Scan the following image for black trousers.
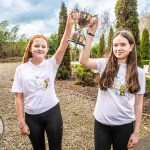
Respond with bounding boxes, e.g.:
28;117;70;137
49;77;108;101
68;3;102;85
25;103;63;150
94;119;134;150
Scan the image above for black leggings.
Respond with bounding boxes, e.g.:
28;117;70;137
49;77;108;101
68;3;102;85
25;103;63;150
94;119;134;150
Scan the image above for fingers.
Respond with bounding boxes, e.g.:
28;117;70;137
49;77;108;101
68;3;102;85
127;139;137;149
88;16;98;28
68;9;78;21
21;124;30;136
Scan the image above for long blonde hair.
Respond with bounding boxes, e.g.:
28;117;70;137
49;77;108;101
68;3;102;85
22;35;49;63
99;29;140;94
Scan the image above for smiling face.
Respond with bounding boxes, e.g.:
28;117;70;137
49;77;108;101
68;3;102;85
113;35;134;64
30;38;48;63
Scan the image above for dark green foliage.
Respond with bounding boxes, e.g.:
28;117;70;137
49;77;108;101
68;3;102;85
57;66;71;80
91;44;100;58
75;64;96;87
57;2;71;79
140;28;150;60
146;77;150;90
98;34;105;57
0;21;27;58
48;33;58;55
106;26;114;55
142;60;150;65
115;0;142;66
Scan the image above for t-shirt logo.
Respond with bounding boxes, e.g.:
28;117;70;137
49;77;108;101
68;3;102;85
120;84;125;96
34;77;50;89
112;80;127;96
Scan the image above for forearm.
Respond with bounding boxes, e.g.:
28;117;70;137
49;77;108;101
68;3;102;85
79;34;93;65
15;97;25;127
60;23;73;48
134;105;143;134
55;23;73;64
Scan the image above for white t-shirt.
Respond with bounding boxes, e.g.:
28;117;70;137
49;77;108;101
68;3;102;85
11;56;59;114
94;58;146;125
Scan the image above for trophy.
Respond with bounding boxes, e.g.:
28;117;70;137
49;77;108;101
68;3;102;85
69;10;95;46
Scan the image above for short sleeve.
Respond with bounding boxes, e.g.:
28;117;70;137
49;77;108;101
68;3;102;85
11;67;23;93
96;58;108;73
47;55;59;70
137;68;146;94
47;56;59;81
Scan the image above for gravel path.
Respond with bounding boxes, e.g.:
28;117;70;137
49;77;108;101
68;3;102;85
0;62;149;150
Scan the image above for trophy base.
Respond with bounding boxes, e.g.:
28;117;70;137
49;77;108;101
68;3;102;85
68;39;85;46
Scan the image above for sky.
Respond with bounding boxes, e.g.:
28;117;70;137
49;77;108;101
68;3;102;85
0;0;149;38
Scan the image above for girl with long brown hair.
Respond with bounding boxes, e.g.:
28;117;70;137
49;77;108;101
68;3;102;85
11;10;77;150
79;18;145;150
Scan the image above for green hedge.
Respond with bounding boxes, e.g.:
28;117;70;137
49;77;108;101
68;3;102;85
142;60;150;65
146;77;150;91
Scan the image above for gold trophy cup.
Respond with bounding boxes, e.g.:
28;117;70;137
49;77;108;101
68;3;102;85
69;10;94;46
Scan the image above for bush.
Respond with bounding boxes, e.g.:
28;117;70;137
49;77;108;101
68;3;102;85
146;77;150;91
142;60;150;65
75;64;96;86
57;66;71;80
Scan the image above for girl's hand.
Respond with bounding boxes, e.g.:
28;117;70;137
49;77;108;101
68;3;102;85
127;132;139;149
21;124;30;136
88;16;99;35
67;9;78;26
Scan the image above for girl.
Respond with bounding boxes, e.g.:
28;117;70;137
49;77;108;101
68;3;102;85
11;10;77;150
79;18;145;150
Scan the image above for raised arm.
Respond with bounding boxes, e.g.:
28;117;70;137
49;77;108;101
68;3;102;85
55;10;77;64
79;16;99;70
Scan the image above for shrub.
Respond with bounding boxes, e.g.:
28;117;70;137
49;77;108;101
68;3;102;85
146;77;150;91
142;60;150;65
75;64;96;86
57;66;71;80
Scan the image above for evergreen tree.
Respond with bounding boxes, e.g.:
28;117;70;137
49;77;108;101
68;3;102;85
106;26;114;55
48;33;57;56
57;2;71;79
140;28;150;60
115;0;142;66
99;34;105;57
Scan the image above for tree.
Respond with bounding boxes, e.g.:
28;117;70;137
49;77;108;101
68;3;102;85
140;28;150;60
0;21;11;57
48;33;58;56
115;0;142;66
15;34;27;57
57;2;71;79
98;33;105;57
106;26;114;55
90;44;100;58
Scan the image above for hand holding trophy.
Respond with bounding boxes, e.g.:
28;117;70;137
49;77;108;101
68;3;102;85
69;9;97;46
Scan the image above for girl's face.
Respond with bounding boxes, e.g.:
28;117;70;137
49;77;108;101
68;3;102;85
113;35;134;64
30;38;48;61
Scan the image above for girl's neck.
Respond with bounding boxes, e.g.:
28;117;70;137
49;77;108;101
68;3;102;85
118;59;127;64
31;58;43;65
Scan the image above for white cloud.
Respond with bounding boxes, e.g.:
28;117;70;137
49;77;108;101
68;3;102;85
0;0;149;38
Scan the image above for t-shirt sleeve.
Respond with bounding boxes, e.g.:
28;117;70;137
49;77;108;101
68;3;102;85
47;56;59;80
96;58;108;73
47;55;59;70
11;67;23;93
137;68;146;94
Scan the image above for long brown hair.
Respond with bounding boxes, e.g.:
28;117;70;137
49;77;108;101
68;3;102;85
99;29;140;94
22;35;49;63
